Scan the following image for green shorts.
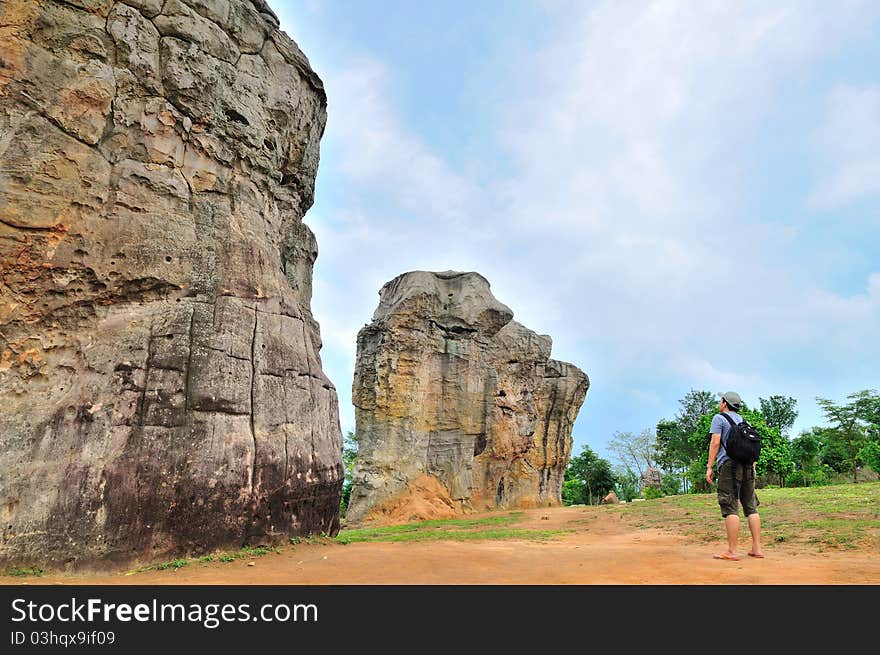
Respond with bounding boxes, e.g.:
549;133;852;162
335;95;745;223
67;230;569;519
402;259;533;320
716;460;760;518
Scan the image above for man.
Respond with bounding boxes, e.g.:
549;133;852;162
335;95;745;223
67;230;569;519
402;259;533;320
705;391;764;561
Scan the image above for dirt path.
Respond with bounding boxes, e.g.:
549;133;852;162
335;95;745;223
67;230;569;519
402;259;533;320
6;506;880;585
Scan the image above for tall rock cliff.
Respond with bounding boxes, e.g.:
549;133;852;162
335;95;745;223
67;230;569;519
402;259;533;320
0;0;342;567
347;271;589;524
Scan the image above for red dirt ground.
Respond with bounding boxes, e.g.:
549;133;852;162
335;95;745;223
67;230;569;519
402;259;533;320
5;506;879;585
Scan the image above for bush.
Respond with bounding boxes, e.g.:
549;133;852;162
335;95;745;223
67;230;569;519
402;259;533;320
562;479;587;506
785;464;838;488
643;486;663;500
7;567;43;577
614;470;640;502
813;465;835;486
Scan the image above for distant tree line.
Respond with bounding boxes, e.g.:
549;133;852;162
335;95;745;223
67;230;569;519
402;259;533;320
562;388;880;505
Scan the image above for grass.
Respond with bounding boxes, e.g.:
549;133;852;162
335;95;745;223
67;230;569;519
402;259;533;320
606;480;880;551
334;512;569;544
132;558;189;574
289;533;335;546
126;545;278;575
336;527;567;544
5;566;43;577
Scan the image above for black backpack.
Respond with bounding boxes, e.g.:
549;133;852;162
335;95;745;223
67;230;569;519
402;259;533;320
721;413;762;465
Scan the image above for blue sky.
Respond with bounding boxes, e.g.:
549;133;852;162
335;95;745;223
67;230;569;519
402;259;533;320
271;1;880;466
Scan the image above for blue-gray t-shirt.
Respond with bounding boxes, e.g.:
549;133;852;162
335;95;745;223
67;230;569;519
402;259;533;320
710;411;742;467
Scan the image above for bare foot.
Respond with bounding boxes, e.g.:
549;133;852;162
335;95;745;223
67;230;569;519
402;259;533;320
713;552;740;561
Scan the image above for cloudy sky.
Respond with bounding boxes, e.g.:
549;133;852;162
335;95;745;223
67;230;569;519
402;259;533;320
272;0;879;464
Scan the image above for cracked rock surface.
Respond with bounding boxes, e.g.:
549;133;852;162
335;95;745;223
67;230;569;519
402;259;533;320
0;0;342;567
347;271;590;524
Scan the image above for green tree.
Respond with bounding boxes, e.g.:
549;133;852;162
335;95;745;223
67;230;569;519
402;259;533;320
675;389;717;441
856;391;880;441
565;445;617;505
816;390;878;483
758;395;799;438
340;430;358;515
687;457;712;493
686;402;793;487
741;406;793;486
686;413;715;493
614;468;640;502
820;435;850;474
654;419;694;493
858;440;880;475
790;430;822;486
654;419;684;471
660;473;681;496
654;390;715;494
854;390;880;477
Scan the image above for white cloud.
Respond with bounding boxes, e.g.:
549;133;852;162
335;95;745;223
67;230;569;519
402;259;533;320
672;357;758;391
324;58;485;227
800;273;880;347
485;0;880;370
501;0;878;226
808;84;880;210
297;1;880;448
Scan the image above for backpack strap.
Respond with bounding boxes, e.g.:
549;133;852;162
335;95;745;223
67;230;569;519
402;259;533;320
719;412;736;449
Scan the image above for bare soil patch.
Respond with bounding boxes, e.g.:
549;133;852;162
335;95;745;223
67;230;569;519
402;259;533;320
5;504;880;585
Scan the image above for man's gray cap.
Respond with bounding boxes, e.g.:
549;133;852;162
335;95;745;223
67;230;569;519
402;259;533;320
718;391;743;409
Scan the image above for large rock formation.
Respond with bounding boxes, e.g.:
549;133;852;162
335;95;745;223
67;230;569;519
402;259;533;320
641;466;661;490
0;0;342;567
347;271;589;524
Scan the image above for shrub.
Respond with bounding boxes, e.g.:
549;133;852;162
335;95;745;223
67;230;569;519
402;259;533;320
615;470;640;502
7;567;43;577
562;479;587;506
644;486;663;500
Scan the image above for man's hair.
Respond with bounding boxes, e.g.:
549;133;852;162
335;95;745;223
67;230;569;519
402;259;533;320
721;399;741;412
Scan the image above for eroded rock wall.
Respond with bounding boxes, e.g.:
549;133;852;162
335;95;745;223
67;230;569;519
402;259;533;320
347;271;589;524
0;0;342;567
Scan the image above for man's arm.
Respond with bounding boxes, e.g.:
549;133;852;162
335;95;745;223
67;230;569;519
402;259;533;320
706;433;721;484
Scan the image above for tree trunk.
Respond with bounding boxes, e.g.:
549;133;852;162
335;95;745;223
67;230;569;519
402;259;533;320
849;436;859;483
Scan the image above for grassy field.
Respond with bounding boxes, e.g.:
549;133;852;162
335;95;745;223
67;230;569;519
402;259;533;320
335;482;880;551
335;512;569;543
608;481;880;551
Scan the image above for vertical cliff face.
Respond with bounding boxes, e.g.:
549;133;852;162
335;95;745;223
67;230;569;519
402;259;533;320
347;271;589;524
0;0;342;567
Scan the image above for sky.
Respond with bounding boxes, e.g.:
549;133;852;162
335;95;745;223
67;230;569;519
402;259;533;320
270;0;880;466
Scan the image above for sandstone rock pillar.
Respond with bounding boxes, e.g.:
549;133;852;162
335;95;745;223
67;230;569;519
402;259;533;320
347;271;589;524
0;0;342;567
